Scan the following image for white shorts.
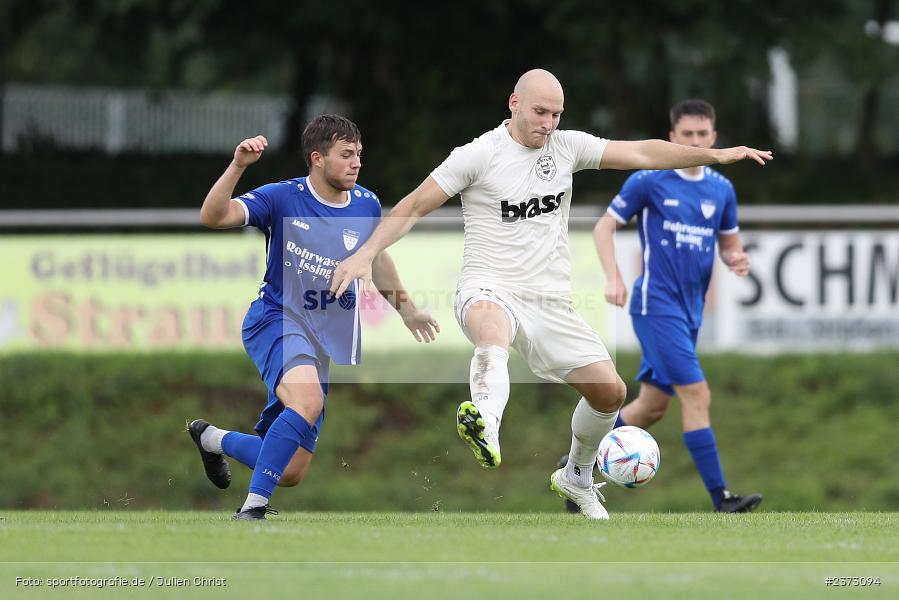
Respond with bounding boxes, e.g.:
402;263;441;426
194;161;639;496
454;286;611;384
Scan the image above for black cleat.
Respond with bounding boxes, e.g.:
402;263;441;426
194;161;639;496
558;454;581;514
717;490;763;513
232;505;278;521
187;419;231;489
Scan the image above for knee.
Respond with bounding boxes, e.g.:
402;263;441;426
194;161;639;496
473;323;509;348
681;389;712;412
607;378;627;410
278;467;305;488
588;379;627;413
644;403;669;423
277;387;324;422
615;379;627;405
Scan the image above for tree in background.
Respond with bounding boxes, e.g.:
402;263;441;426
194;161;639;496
790;0;898;170
2;1;897;204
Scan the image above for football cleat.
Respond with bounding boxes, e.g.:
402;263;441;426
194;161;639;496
232;504;278;521
550;467;609;520
187;419;232;489
557;454;581;514
717;490;763;513
456;401;501;468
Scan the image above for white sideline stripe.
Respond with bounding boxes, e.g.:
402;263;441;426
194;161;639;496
641;207;650;316
351;279;360;365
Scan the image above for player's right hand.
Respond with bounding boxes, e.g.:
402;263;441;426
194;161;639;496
234;135;268;168
604;277;628;307
723;249;751;276
330;252;374;298
715;146;772;166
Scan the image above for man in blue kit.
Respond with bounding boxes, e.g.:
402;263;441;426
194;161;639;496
561;100;762;513
188;115;439;520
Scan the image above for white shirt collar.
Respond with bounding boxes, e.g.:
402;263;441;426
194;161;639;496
306;177;351;208
674;168;706;182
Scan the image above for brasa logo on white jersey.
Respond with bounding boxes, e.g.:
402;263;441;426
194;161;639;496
501;191;565;223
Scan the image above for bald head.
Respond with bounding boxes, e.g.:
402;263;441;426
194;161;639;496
513;69;564;101
507;69;564;148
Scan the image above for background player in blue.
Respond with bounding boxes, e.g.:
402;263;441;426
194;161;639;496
562;100;763;513
188;115;440;520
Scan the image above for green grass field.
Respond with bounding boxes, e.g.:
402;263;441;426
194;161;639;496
1;511;896;599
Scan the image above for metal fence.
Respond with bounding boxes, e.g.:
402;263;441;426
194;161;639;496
4;74;899;157
1;83;291;154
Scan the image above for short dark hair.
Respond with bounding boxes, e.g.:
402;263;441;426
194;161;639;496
669;99;716;129
301;114;361;168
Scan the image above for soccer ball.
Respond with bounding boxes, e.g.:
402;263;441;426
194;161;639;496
597;426;660;488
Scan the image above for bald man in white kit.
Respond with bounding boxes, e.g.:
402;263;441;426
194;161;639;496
331;69;772;519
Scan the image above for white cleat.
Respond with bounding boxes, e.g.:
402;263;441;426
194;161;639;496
550;468;610;520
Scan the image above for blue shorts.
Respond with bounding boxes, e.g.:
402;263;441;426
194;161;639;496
242;298;329;453
631;314;705;397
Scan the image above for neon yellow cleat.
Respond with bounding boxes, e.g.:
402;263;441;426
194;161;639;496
456;401;501;469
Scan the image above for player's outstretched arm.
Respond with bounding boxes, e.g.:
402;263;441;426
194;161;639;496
599;139;772;171
371;250;441;343
594;214;628;306
330;176;450;297
200;135;268;229
718;232;751;276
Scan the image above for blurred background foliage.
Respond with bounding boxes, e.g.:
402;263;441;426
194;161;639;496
2;0;898;207
3;351;898;511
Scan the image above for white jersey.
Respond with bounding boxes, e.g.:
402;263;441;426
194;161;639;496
431;120;608;296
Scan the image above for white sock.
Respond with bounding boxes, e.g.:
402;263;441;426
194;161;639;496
241;493;269;512
200;425;228;454
566;398;618;488
469;345;510;431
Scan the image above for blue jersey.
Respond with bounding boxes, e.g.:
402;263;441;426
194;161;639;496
607;167;738;328
236;177;381;364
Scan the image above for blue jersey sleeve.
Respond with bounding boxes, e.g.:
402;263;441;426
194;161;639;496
235;183;283;231
372;193;382;220
719;184;739;234
608;171;651;224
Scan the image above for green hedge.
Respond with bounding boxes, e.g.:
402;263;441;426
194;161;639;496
4;153;899;211
1;352;897;512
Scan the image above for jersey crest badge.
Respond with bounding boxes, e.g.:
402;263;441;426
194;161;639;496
535;155;556;181
343;229;360;251
700;199;716;219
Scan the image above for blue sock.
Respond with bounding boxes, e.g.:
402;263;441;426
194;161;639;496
614;413;626;429
221;432;263;469
683;428;727;509
248;408;312;500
